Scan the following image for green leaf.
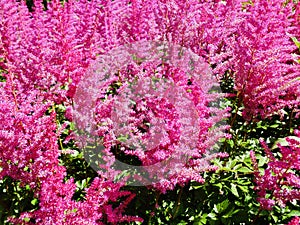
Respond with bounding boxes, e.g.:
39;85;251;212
256;121;267;130
207;212;217;220
226;159;237;169
23;218;30;222
237;167;252;173
287;210;300;217
237;185;248;193
213;183;223;190
31;199;38;206
177;222;188;225
216;199;230;214
71;208;78;213
291;37;300;49
194;213;207;225
258;156;268;167
222;205;236;218
230;184;239;197
233;164;242;171
117;135;128;142
269;124;279;128
213;159;223;168
270;213;278;223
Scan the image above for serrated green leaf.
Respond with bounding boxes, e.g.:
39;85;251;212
237;167;252;173
230;184;239;197
258;156;268;167
31;198;38;206
23;218;30;222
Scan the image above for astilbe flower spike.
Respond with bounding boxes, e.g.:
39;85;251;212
0;0;103;102
112;0;300;120
287;216;300;225
0;81;60;187
251;129;300;211
225;0;300;120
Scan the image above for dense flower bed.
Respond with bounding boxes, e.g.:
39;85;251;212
0;0;299;224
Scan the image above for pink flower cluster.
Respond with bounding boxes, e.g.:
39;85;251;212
250;130;300;211
8;175;141;224
76;44;230;192
0;0;144;223
287;216;300;225
0;78;141;224
229;1;300;120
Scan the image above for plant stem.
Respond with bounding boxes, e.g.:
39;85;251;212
251;208;262;224
171;186;184;220
148;191;160;225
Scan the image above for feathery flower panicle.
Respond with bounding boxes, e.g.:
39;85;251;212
0;1;144;223
228;0;300;120
287;216;300;225
251;130;300;210
0;81;60;186
0;0;102;102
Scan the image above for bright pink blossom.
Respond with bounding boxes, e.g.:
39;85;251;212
251;130;300;210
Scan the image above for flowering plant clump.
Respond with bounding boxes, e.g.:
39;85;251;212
0;0;143;223
0;47;142;225
73;41;230;192
226;0;300;120
0;0;300;224
251;130;300;211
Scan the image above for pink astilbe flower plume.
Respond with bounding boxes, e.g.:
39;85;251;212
227;0;300;120
251;129;300;210
287;216;300;225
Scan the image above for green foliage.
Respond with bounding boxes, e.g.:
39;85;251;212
0;177;37;224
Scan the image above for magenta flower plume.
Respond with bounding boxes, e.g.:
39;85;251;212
251;130;300;210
